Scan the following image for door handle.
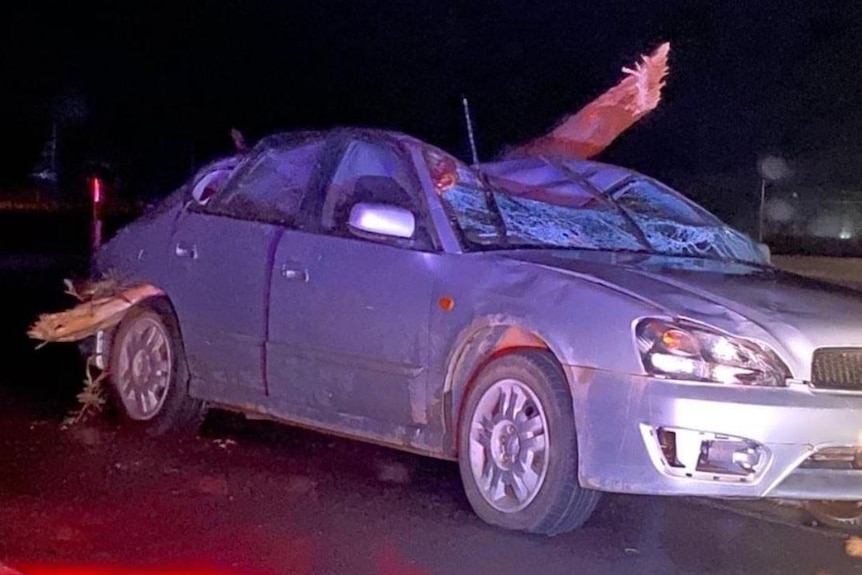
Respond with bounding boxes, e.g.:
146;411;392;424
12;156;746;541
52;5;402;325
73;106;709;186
174;242;198;259
281;264;309;282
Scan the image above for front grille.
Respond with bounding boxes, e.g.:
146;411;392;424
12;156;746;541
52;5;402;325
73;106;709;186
811;348;862;391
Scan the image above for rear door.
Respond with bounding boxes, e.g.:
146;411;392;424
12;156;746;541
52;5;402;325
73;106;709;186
169;136;326;397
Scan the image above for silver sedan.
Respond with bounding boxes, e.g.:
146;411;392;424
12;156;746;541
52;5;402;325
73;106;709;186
90;128;862;535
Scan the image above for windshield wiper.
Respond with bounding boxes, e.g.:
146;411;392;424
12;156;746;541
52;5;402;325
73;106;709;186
478;173;509;246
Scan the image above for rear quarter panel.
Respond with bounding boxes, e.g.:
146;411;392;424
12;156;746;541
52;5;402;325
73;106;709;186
94;193;185;284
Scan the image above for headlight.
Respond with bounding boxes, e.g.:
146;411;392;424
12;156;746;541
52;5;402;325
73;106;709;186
635;318;790;387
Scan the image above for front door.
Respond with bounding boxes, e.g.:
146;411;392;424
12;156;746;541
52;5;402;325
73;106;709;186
266;137;438;426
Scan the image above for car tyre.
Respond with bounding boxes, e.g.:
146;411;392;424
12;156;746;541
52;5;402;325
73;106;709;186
805;501;862;532
108;299;205;437
457;349;601;535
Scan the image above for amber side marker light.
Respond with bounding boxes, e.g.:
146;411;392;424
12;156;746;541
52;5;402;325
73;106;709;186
661;328;699;356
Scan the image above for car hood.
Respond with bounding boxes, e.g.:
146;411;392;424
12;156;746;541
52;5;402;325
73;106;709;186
500;250;862;379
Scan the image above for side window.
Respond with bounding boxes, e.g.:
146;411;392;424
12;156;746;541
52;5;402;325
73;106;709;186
320;140;434;250
206;140;324;226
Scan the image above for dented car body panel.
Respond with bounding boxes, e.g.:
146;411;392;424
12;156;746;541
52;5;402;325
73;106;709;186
93;127;862;500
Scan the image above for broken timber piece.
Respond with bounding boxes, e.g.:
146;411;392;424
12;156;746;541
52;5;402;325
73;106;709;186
507;42;670;160
28;283;163;344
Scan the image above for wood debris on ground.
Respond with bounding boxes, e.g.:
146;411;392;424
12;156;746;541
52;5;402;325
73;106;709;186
62;359;110;426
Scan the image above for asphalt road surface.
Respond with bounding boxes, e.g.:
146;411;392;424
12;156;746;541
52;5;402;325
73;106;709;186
1;249;861;575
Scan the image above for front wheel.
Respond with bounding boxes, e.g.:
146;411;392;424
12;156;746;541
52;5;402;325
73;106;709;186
805;501;862;532
108;300;204;436
457;350;601;535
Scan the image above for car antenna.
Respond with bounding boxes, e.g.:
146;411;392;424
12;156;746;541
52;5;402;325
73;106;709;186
462;95;506;243
461;95;480;166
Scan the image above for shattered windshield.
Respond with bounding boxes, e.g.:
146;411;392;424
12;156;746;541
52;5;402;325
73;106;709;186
439;163;765;264
442;182;646;252
610;178;765;263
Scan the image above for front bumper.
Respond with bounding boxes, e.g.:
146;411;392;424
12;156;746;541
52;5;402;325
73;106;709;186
568;367;862;500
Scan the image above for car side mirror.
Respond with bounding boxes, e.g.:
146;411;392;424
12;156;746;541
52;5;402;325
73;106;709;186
348;203;416;239
757;242;771;263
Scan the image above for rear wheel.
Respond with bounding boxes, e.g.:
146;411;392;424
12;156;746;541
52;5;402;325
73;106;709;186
108;301;204;436
457;350;601;535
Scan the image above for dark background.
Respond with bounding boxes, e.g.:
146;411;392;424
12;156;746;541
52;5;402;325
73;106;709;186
2;0;861;223
3;9;862;570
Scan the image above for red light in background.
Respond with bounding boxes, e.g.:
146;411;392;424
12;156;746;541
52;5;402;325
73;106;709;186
91;176;103;204
7;566;266;575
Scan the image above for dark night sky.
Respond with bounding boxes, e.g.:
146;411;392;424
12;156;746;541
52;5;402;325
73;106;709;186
2;1;862;206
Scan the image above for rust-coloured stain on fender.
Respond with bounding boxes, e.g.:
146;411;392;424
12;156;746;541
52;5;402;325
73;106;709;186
569;365;598;385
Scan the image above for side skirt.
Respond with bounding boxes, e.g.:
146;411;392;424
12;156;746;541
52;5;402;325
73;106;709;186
191;378;453;462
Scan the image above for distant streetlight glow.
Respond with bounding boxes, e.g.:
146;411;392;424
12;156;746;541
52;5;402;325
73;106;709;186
756;154;791;243
758;156;791;182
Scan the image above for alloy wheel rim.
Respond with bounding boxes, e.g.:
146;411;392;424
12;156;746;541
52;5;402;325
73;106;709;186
468;378;550;513
116;316;172;420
